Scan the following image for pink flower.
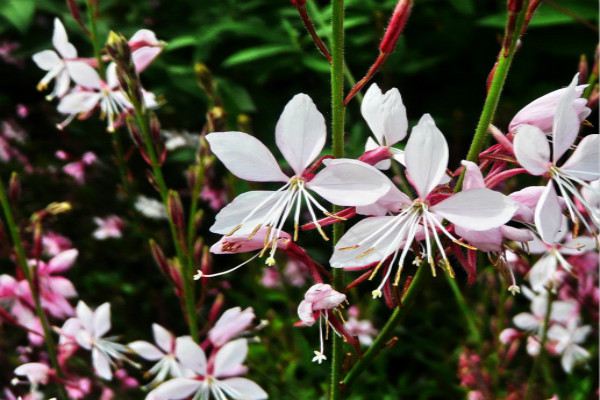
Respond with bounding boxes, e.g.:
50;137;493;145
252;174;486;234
34;248;79;318
42;232;72;256
209;307;255;348
93;215;124;240
127;29;163;73
14;362;50;385
147;338;267;400
344;306;377;346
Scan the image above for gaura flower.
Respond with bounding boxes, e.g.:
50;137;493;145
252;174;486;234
32;18;88;100
331;114;518;298
208;307;255;348
146;338;267;400
513;74;600;233
135;195;168;220
344;306;377;346
361;84;407;169
129;324;185;387
207;94;391;267
512;287;577;335
127;29;164;73
547;318;591;373
93;215;124;240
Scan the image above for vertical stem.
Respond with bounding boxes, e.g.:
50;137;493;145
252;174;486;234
85;0;104;75
0;177;67;400
329;0;345;398
445;273;481;344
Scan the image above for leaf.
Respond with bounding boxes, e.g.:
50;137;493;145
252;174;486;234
0;0;36;33
449;0;475;15
217;78;256;113
478;3;598;28
301;56;329;74
165;35;199;52
222;45;294;67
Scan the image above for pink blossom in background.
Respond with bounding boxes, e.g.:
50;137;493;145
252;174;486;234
93;215;124;240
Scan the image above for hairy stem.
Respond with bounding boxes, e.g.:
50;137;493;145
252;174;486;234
525;289;554;400
0;177;67;400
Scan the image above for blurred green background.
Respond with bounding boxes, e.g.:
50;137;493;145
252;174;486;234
0;0;597;398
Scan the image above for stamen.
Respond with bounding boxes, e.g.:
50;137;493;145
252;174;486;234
194;252;260;279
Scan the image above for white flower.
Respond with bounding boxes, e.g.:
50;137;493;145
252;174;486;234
146;338;267;400
547;319;591;373
512;289;577;335
135;195;167;220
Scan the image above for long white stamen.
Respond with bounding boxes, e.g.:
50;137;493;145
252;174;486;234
302;188;329;240
239;182;291;225
195;252;260;278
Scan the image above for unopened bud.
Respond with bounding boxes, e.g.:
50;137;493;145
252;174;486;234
8;172;20;203
208;293;225;325
507;0;523;13
578;55;589;84
207;106;226;132
46;202;72;215
149;239;170;274
167;190;185;232
194;63;215;99
66;0;89;34
237;114;252;133
379;0;413;54
193;237;204;266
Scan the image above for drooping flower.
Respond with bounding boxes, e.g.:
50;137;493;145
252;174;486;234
513;74;600;233
207;94;390;268
547;318;592;373
129;324;185;386
331;114;518;297
93;215;124;240
146;338;267;400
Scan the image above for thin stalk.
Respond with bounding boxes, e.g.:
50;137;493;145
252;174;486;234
445;272;481;344
186;162;205;271
128;97;199;341
0;177;67;400
329;0;345;398
456;0;530;189
111;130;132;197
342;265;426;388
85;0;104;75
583;65;598;99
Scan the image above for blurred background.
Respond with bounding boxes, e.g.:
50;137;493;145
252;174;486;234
0;0;597;398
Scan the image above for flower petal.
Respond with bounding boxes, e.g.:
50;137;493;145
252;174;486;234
52;18;77;59
431;188;517;231
67;61;102;89
57;91;101;115
307;159;391;206
133;46;162;73
129;341;164;361
153;323;175;353
275;93;326;175
93;303;111;338
47;249;78;273
206;132;288;182
32;50;61;71
513;313;539;331
92;348;112;380
553;74;581;162
361;84;407;146
76;301;94;332
528;254;557;292
146;378;202;400
534;182;563;244
175;336;206;375
219;377;268;400
461;160;485;190
561;134;600;181
513;125;551;175
404;114;448;198
355;185;411;216
213;338;248;378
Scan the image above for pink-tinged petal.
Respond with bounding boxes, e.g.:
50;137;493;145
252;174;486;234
404;114;448;198
365;137;391;170
92;348;112;380
57;91;101;114
219;377;268;400
297;300;315;326
561;134;600;181
461;160;485;190
132;47;161;73
32;50;60;71
534;183;563;244
129;341;164;361
275;93;326;175
330;216;401;268
210;228;290;255
175;336;206;375
14;362;50;385
52;19;77;59
560;235;596;256
48;249;78;273
67;61;102;89
209;307;255;347
552;75;581;162
307;159;391;206
146;378;202;400
209;191;287;235
528;254;557;291
500;226;533;243
153;323;174;353
509;186;545;222
76;301;94;332
305;283;346;310
93;303;111;338
431;188;517;231
49;276;77;298
454;227;503;252
206;132;288;182
213;339;248;378
361;84;407;146
513;125;551;175
356;185;411;216
513;313;539;331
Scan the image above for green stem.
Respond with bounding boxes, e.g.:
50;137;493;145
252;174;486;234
583;66;598;99
186;161;205;272
0;177;67;400
86;0;104;75
456;1;530;189
524;289;554;400
129;97;199;341
342;265;426;388
445;273;481;344
111;131;132;197
329;0;345;398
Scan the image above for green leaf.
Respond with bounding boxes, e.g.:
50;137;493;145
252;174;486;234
222;45;294;67
0;0;36;33
302;56;329;74
165;35;199;52
449;0;475;15
478;3;598;28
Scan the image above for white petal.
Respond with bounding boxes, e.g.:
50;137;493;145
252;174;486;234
528;254;557;292
561;134;600;181
460;160;485;190
146;378;202;400
330;216;401;268
92;348;112;380
129;341;164;361
361;84;407;146
32;50;61;71
210;190;287;235
553;74;581;162
275;93;326;175
175;336;206;375
513;313;539;331
54;70;71;98
57;91;101;114
52;18;77;59
219;377;268;400
133;46;161;73
404;114;448;198
561;345;589;373
47;249;78;273
550;300;578;324
106;62;120;89
534;182;563;244
76;301;94;332
206;132;288;182
307;159;391;206
513;125;551;175
431;188;517;231
67;61;102;89
93;303;111;338
355;185;411;216
153;323;174;353
213;339;248;378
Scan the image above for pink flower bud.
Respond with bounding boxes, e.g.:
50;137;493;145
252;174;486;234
379;0;413;54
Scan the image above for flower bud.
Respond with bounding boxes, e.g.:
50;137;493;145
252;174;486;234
66;0;89;34
379;0;412;54
8;172;20;203
578;54;589;84
46;202;72;215
194;63;215;100
149;239;169;274
237;114;252;133
167;190;185;233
